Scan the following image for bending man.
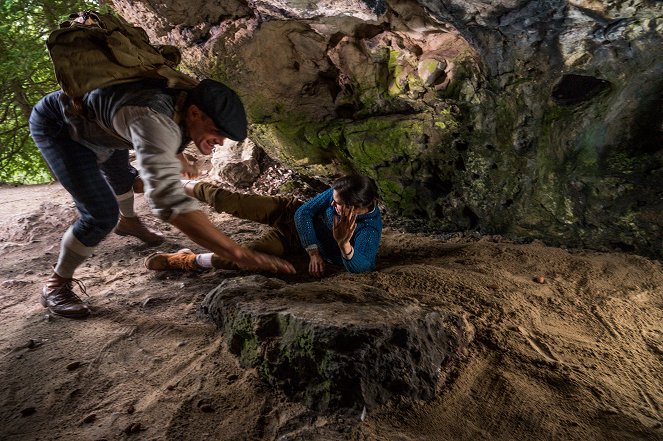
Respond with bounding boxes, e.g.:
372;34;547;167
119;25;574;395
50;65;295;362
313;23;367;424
29;79;295;319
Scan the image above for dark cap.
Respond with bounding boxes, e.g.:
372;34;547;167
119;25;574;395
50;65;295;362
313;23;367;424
187;79;247;141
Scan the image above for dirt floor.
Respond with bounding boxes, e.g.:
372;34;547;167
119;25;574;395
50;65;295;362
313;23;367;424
0;181;661;440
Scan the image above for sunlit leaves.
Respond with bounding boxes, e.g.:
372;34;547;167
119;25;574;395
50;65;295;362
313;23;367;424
0;0;103;184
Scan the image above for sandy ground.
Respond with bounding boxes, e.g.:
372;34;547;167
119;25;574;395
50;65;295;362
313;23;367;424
0;182;661;440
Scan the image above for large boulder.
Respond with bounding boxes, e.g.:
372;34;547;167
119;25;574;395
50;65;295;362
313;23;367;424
110;0;663;257
199;275;474;411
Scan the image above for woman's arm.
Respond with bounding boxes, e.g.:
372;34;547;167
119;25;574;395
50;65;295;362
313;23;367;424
340;226;381;273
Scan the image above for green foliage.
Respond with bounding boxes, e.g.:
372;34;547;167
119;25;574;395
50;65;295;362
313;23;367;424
0;0;106;184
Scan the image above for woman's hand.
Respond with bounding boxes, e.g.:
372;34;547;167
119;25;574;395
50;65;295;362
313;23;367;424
307;249;325;278
333;206;357;248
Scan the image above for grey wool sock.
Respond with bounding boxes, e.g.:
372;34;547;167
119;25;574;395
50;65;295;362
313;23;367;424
54;226;95;278
116;190;136;217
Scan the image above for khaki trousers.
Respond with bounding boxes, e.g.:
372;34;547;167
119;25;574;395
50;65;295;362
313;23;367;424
193;182;303;269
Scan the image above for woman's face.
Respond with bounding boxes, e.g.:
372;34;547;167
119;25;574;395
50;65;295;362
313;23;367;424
330;190;346;215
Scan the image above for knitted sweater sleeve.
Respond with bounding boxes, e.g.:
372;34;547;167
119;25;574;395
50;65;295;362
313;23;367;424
342;225;381;273
294;188;332;250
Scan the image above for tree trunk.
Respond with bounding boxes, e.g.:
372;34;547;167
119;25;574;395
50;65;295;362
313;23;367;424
9;80;32;122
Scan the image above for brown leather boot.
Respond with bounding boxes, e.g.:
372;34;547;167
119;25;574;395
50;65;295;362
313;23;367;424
41;273;90;319
114;215;164;245
144;249;201;271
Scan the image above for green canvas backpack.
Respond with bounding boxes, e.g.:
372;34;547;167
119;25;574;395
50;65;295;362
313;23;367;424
47;11;198;99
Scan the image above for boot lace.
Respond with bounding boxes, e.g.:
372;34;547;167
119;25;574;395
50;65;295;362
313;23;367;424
56;277;89;299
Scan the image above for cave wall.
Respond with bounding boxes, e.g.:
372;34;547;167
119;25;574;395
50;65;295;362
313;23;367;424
110;0;663;257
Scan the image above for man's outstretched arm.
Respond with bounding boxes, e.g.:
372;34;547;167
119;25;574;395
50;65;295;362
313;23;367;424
171;210;295;274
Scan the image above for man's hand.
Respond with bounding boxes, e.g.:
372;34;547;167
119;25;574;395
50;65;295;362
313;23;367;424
234;247;296;274
333;206;356;250
177;153;200;179
307;249;325;278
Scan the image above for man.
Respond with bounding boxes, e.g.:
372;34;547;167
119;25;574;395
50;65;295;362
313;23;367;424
145;175;382;277
29;78;295;319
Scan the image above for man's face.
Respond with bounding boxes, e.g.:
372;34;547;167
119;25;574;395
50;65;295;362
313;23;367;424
185;104;226;155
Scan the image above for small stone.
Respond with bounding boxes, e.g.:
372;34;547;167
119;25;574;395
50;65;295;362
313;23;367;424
124;422;142;434
226;374;239;384
20;406;36;417
82;413;96;423
66;361;82;370
533;275;545;284
200;404;214;413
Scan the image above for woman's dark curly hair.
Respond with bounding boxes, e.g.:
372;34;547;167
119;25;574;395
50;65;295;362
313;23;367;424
331;175;379;209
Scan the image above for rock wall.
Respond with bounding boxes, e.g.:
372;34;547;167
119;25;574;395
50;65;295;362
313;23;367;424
110;0;663;257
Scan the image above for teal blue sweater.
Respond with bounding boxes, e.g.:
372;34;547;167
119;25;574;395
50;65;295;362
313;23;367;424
294;188;382;273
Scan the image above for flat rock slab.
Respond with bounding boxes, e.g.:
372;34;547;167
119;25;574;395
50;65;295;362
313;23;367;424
200;275;474;411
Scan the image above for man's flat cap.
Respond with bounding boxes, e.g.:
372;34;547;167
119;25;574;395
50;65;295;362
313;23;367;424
188;79;247;141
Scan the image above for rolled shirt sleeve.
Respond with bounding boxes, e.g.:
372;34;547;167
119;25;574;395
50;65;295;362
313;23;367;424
112;106;197;221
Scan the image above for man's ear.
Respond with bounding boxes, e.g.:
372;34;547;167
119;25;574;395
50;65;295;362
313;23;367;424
186;104;200;119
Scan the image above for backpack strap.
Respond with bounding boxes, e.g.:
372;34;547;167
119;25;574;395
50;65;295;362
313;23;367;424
172;90;188;125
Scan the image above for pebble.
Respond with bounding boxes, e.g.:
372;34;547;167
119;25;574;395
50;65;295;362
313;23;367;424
1;279;22;287
533;275;546;284
200;404;214;413
66;361;82;371
226;374;239;384
124;422;142;434
20;406;36;417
